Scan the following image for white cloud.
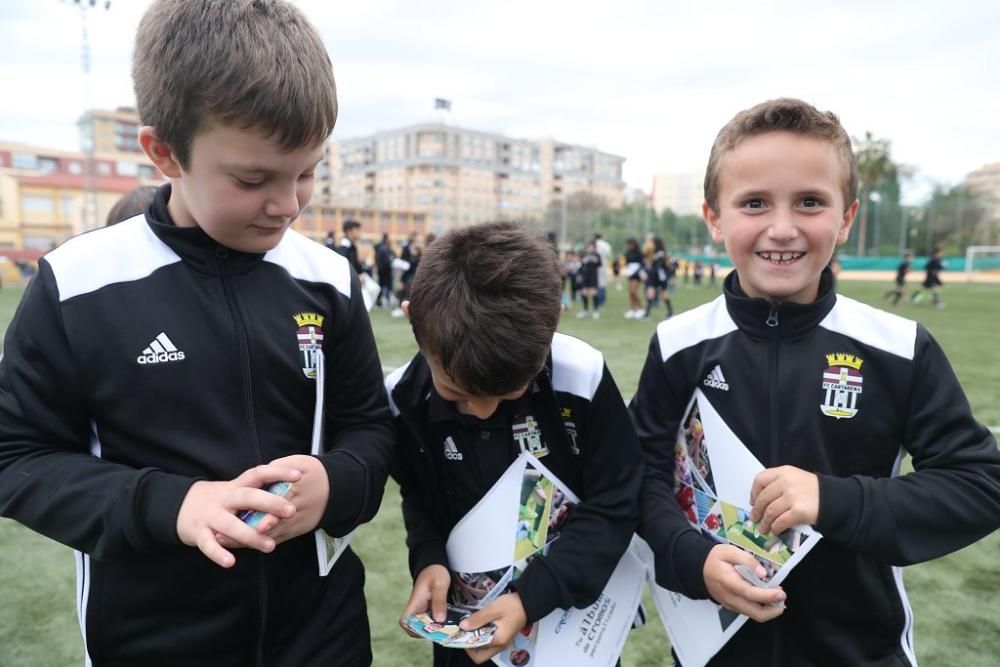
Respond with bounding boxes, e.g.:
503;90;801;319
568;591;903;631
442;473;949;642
1;0;997;200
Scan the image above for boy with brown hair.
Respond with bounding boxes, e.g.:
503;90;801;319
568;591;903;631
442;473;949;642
386;221;641;666
632;98;1000;665
0;2;392;665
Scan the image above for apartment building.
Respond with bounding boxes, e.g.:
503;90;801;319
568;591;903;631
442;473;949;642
323;123;625;230
78;106;144;156
0;141;164;250
965;162;1000;231
651;169;705;216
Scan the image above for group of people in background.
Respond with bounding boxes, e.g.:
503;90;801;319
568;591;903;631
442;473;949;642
561;233;721;322
883;247;946;308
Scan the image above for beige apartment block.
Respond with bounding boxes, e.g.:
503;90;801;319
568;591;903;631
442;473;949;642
79;107;144;156
965;163;1000;236
651;170;705;216
324;123;625;230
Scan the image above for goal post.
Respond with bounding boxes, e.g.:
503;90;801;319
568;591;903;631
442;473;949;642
964;245;1000;281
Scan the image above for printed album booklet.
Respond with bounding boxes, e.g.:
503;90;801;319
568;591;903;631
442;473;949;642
641;388;822;667
404;451;646;666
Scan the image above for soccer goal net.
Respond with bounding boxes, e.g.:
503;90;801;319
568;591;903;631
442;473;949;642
964;245;1000;281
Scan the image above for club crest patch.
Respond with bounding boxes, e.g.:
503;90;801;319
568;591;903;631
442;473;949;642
820;353;863;419
294;312;325;379
512;415;548;458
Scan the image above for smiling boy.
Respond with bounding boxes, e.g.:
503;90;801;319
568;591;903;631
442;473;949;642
0;2;392;665
631;98;1000;665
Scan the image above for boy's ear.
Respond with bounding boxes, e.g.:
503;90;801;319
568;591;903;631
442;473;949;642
401;300;411;321
837;199;860;244
703;201;724;243
138;126;182;179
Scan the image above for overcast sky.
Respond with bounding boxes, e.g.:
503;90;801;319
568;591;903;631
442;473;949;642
1;0;997;203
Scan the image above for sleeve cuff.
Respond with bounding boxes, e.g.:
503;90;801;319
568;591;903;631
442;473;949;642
656;529;714;599
408;540;450;580
815;474;864;543
319;451;368;535
514;558;562;624
134;470;197;549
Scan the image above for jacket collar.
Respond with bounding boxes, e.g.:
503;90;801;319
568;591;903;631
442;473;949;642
146;184;266;276
723;267;838;338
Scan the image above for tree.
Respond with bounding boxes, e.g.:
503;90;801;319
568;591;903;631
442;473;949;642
852;132;898;256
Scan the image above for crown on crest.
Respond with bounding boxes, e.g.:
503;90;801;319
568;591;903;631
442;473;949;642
293;312;325;328
825;353;863;370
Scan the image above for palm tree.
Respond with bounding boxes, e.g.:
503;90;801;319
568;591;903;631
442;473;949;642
853;132;897;256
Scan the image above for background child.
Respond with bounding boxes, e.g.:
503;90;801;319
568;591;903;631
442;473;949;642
387;221;640;666
911;247;946;307
0;2;393;665
883;250;914;306
631;98;1000;666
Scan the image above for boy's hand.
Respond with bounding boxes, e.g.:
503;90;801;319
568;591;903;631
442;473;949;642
750;465;819;535
459;593;528;664
703;544;786;623
176;464;302;568
256;454;330;544
399;564;451;637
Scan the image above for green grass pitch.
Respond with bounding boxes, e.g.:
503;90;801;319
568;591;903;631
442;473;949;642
1;278;998;666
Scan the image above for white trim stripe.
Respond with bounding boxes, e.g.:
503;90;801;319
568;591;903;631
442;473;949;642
46;215;182;302
149;340;166;354
264;229;352;298
819;296;917;361
656;296;738;363
550;332;604;400
890;448;918;666
75;551;93;667
384;361;412;417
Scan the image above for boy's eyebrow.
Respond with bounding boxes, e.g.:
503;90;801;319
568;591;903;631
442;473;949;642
225;158;323;175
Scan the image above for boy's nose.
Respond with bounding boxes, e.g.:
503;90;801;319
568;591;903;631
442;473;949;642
767;211;798;241
264;185;301;220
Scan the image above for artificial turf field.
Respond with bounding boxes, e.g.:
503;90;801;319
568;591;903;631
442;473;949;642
1;277;997;666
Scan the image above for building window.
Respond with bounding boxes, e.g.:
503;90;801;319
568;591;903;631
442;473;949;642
116;160;139;177
96;162;111;176
37;157;58;174
67;161;83;175
12;153;38;170
22;195;54;214
61;196;74;217
138;164;156;179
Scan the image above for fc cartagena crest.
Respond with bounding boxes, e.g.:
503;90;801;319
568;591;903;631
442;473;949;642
294;312;325;379
820;353;863;419
512;415;548;458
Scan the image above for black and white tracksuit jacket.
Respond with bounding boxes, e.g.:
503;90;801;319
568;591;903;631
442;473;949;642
0;187;393;667
632;269;1000;666
386;335;641;649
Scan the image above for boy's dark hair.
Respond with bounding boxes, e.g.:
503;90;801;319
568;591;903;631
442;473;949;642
343;219;361;234
704;98;858;213
408;222;562;396
106;185;158;226
133;0;337;170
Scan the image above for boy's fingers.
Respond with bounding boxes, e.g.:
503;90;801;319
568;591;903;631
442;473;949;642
759;497;791;534
235;464;302;488
234;487;296;518
750;469;779;505
430;577;449;623
768;508;798;536
750;480;783;522
196;530;235;568
216;514;276;554
460;606;494;631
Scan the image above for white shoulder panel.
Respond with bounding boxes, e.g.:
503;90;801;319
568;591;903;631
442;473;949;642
655;296;737;362
264;229;352;298
550;332;604;400
819;295;917;361
384;360;412;417
46;215;181;302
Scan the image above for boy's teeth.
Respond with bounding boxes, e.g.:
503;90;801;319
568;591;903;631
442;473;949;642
760;252;803;261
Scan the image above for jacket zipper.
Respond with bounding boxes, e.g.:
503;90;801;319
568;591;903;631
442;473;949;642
765;301;782;666
216;247;267;667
